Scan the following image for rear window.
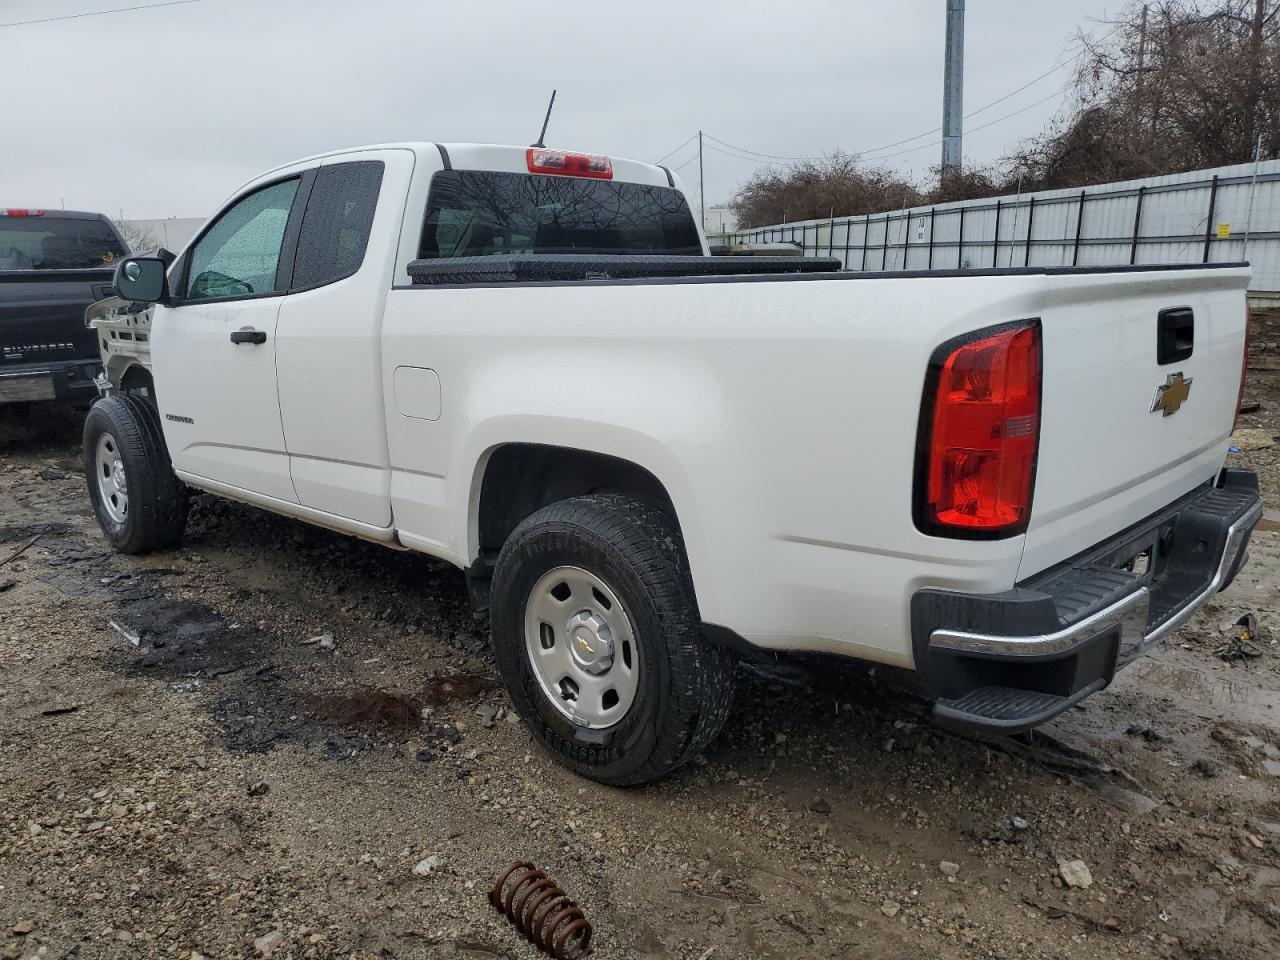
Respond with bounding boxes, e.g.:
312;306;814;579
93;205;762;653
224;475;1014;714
0;216;126;270
418;170;701;258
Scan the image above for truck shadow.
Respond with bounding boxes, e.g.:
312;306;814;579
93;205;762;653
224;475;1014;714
77;487;1181;815
0;403;85;455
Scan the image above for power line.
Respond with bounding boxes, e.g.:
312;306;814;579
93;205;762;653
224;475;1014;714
850;87;1070;164
965;61;1069;120
705;62;1070;166
652;133;699;166
690;24;1120;168
0;0;199;29
701;83;1069;170
968;86;1070;135
672;153;699;173
839;67;1073;158
702;141;789;165
702;134;821;163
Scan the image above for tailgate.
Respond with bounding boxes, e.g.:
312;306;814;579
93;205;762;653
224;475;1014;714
1019;265;1250;578
0;269;113;367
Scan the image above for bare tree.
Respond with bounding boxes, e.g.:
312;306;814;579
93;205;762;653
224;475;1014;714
114;221;161;254
727;2;1279;224
1010;1;1280;190
730;153;925;229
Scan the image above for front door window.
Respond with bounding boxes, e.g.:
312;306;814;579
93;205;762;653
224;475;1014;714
186;178;299;301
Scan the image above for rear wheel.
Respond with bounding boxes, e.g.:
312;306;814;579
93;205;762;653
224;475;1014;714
490;494;734;786
83;395;187;554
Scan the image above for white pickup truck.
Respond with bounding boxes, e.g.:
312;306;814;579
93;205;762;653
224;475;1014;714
86;141;1262;785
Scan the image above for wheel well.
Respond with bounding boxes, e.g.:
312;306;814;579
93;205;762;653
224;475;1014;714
118;364;155;397
469;444;680;607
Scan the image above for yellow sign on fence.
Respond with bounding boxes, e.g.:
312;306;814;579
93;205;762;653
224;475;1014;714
1217;223;1231;239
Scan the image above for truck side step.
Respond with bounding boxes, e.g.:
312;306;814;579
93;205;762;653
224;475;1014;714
933;679;1107;734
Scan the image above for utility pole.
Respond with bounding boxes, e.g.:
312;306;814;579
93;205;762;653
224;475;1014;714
941;0;965;181
1246;0;1265;155
1243;132;1264;260
1136;4;1149;78
1135;3;1149;113
698;130;705;233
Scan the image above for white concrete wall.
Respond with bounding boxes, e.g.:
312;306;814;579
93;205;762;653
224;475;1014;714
116;217;205;254
703;205;738;234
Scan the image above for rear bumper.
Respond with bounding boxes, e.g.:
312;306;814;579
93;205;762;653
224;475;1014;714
0;359;102;404
911;468;1262;734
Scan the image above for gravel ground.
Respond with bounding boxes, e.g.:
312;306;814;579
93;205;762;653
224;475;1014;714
2;317;1279;960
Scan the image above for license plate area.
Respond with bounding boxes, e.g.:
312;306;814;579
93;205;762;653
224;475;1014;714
0;374;55;402
1097;522;1177;588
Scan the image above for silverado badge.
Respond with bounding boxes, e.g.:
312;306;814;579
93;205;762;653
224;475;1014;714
1150;371;1193;417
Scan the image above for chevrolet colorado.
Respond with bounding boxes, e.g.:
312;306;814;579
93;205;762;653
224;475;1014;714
1;209;127;405
85;142;1262;785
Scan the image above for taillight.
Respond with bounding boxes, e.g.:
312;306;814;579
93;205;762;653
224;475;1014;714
1234;305;1251;431
3;209;44;217
915;320;1042;538
526;148;613;180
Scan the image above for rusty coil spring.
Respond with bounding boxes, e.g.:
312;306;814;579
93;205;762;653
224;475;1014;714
489;861;592;959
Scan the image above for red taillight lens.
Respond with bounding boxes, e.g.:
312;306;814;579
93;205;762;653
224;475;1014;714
526;148;613;180
917;321;1042;537
1234;305;1251;431
3;209;43;217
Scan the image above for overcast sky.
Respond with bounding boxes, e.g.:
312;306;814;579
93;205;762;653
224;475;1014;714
2;0;1121;220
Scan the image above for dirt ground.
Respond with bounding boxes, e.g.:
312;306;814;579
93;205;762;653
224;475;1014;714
2;315;1280;960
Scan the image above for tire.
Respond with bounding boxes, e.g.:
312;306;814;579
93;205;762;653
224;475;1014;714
83;395;188;554
490;494;734;786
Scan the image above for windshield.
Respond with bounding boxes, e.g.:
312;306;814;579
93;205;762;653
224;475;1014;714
419;170;702;258
0;216;126;270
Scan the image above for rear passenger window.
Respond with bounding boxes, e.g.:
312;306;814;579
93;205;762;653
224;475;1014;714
290;161;384;291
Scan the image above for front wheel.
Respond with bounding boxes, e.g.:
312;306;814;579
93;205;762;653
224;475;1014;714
83;395;188;554
490;494;735;786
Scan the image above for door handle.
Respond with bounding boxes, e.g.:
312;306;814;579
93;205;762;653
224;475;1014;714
230;329;267;345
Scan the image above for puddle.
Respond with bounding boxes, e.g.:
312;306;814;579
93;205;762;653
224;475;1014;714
115;596;273;677
0;521;71;542
311;690;424;730
92;567;488;757
1126;660;1280;729
6;505;495;763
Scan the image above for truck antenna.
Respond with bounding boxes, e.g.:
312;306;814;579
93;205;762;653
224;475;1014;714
531;90;556;148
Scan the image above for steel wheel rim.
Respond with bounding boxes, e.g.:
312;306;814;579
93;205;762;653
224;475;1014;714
523;565;640;729
95;432;129;525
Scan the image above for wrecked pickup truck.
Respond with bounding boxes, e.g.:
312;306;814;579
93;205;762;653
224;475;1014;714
85;142;1262;785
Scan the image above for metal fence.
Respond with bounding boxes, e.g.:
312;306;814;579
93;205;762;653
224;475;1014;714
713;159;1280;294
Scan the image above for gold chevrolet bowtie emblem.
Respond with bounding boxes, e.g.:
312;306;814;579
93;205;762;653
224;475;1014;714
1151;371;1193;417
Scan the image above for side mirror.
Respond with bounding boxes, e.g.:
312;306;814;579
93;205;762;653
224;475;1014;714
113;256;169;304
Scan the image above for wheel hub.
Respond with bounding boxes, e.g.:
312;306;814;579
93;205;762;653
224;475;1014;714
523;565;639;729
94;432;129;525
567;610;613;674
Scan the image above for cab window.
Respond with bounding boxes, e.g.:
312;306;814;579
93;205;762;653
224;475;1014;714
185;178;300;301
418;170;701;258
290;161;383;290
